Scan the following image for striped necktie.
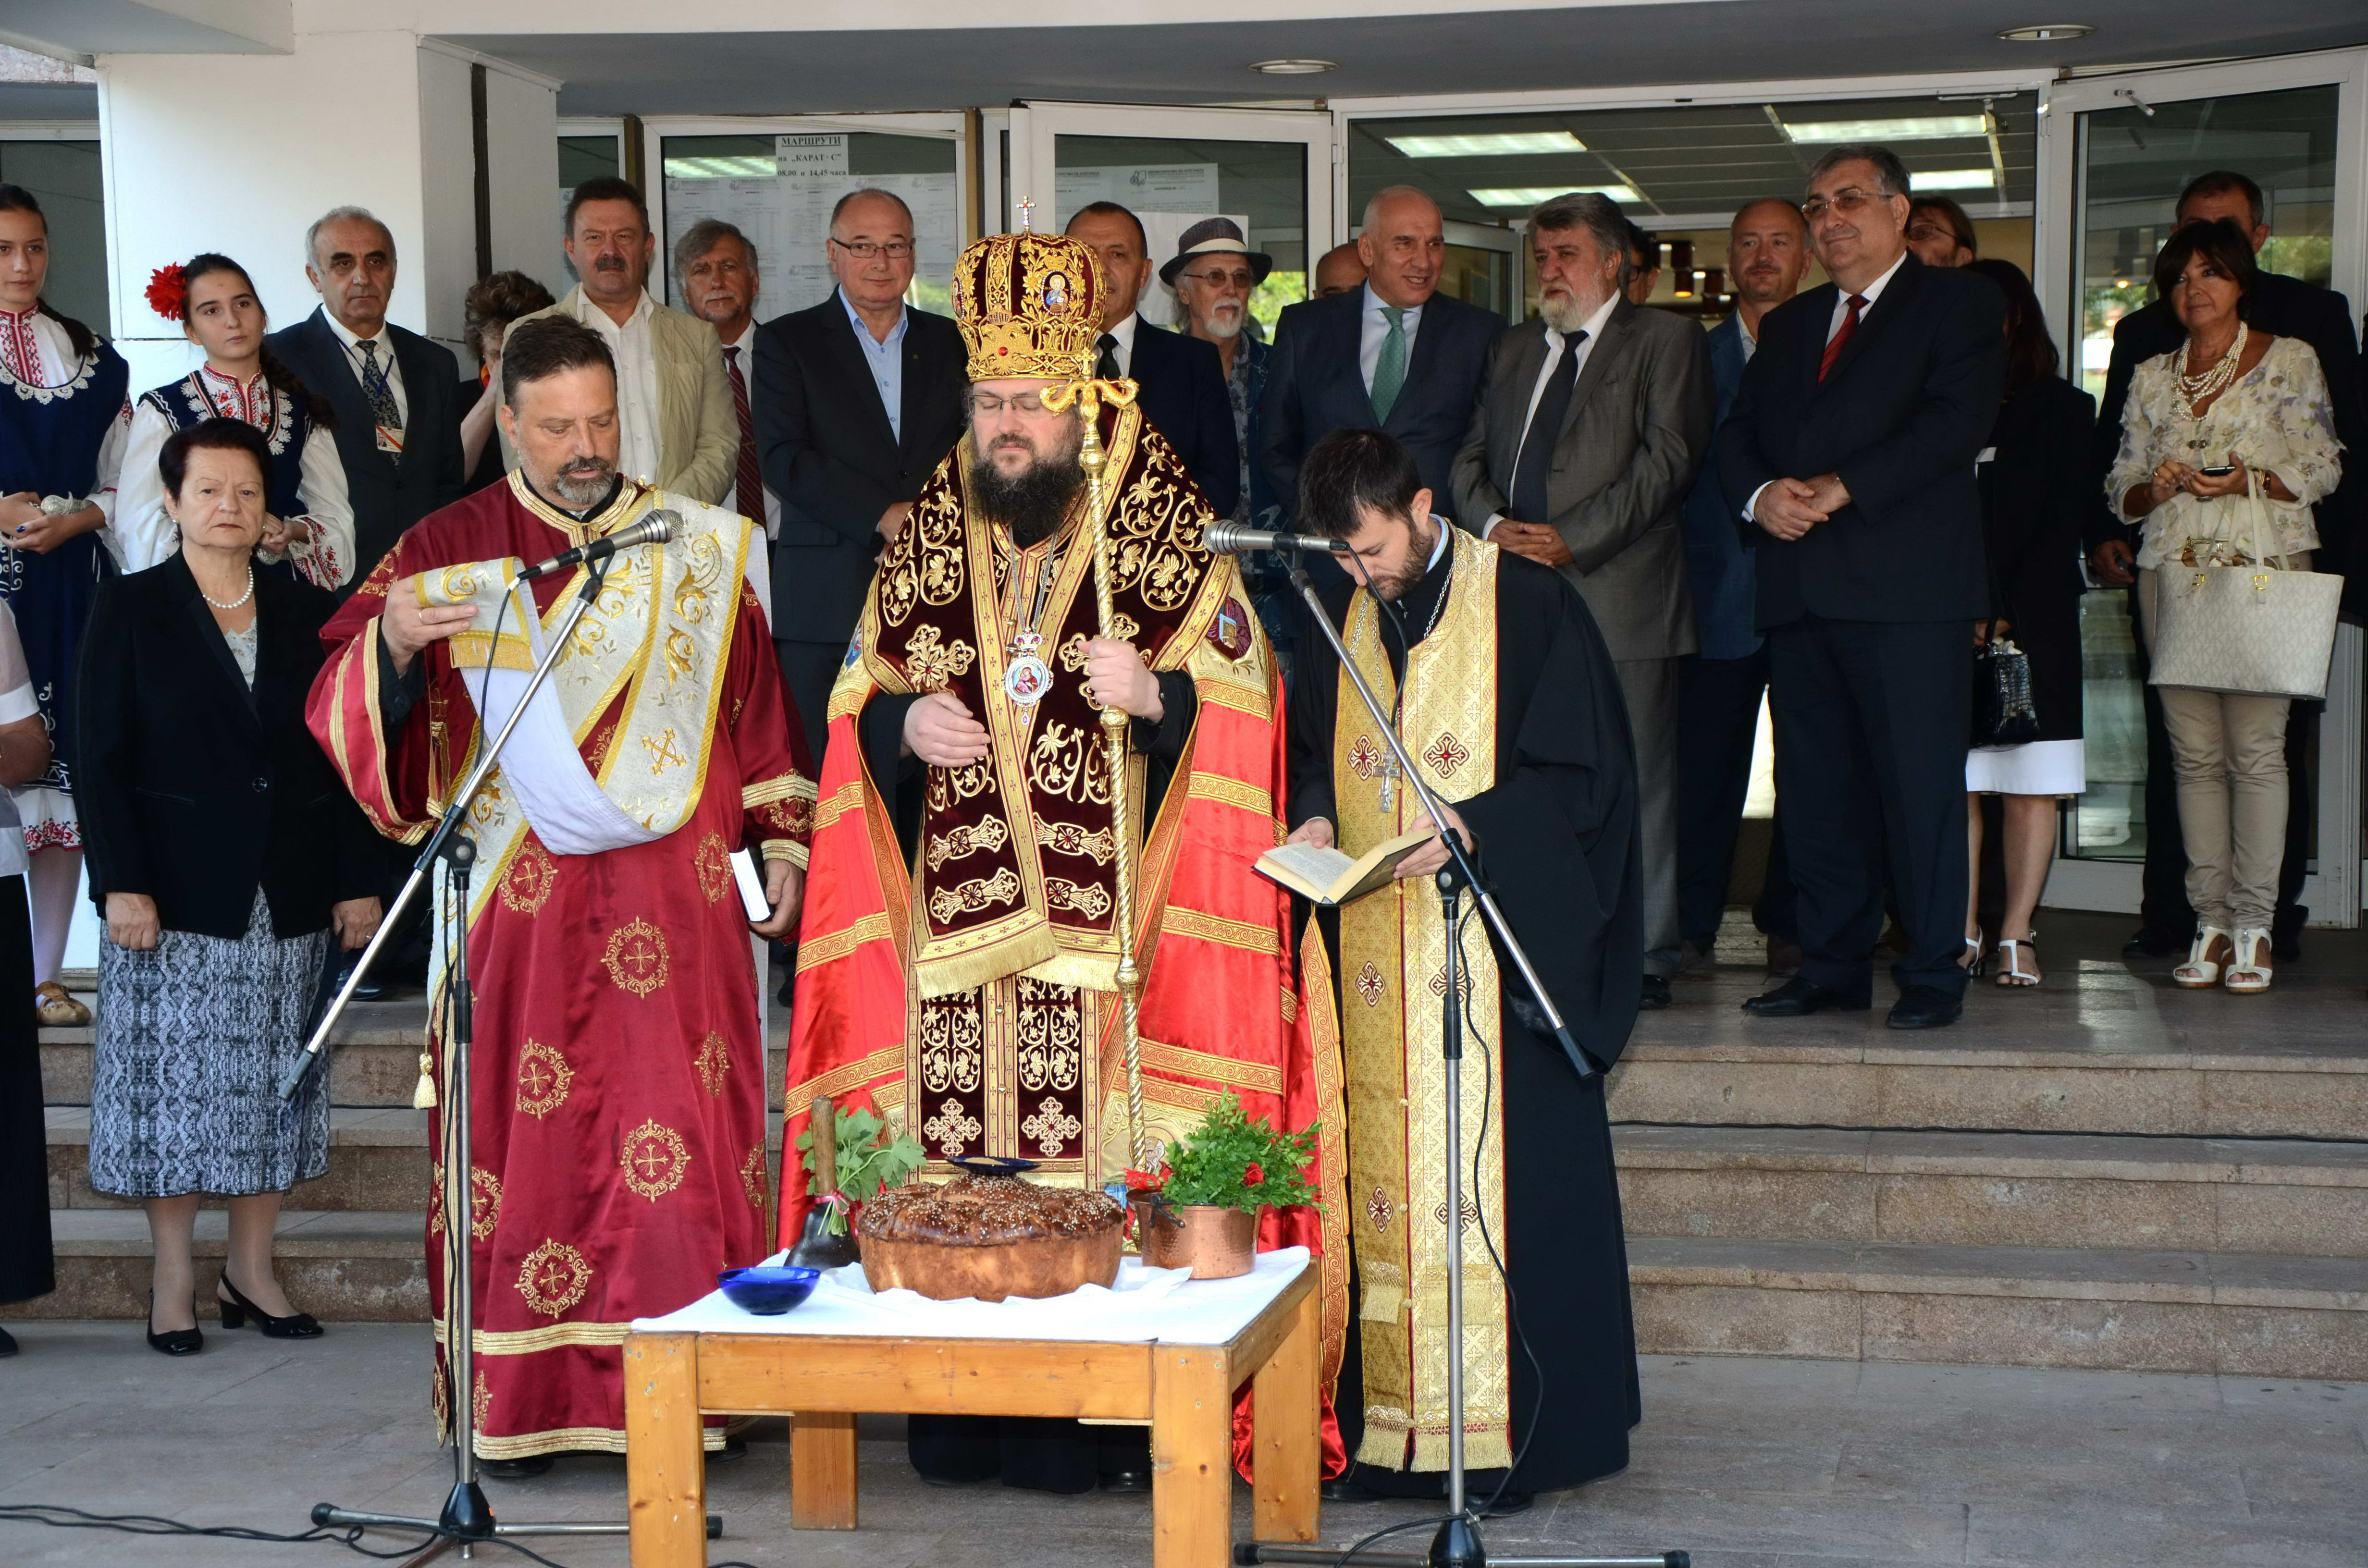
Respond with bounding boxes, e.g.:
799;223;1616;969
357;338;402;441
723;345;764;524
1819;294;1867;383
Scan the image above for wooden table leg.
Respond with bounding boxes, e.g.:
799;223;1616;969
789;1410;859;1530
624;1334;707;1568
1152;1347;1234;1568
1252;1285;1320;1543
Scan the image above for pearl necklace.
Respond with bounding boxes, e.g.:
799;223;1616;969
2177;319;2248;419
198;566;255;612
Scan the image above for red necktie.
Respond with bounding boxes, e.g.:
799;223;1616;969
723;345;764;522
1819;294;1867;383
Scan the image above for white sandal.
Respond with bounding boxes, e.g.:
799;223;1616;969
2223;927;2273;994
1993;934;2040;988
2173;926;2232;989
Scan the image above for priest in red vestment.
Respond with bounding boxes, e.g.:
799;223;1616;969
782;229;1348;1493
308;316;814;1473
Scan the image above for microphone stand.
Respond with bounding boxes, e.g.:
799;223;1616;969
284;555;718;1560
1235;551;1683;1568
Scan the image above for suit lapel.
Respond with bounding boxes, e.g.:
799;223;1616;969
896;317;937;463
1815;257;1924;395
822;303;900;457
388;326;437;456
174;560;260;728
1330;293;1380;425
1500;327;1549;463
1392;297;1450;429
1558;303;1630;442
306;311;389;473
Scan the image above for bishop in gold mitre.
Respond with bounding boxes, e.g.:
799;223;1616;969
783;229;1348;1492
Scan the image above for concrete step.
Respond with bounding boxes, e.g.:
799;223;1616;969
1628;1234;2368;1381
43;1107;790;1212
6;1210;428;1323
1613;1125;2368;1258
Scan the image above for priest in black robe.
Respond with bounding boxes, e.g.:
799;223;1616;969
1281;427;1642;1510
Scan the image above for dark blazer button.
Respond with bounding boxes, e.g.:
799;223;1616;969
252;776;271;793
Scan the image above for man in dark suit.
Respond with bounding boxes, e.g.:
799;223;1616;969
754;188;967;764
1452;191;1714;1010
1676;197;1811;977
2087;170;2367;962
1718;145;2006;1030
1261;185;1501;587
1063;202;1237;515
268;206;465;587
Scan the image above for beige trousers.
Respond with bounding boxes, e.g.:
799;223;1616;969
2136;568;2294;931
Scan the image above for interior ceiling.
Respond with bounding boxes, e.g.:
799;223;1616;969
453;1;2368;117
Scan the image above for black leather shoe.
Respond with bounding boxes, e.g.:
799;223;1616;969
1638;974;1672;1011
1886;984;1964;1030
217;1273;322;1339
1100;1470;1153;1494
0;1326;17;1356
1471;1490;1533;1518
146;1292;202;1357
1741;977;1868;1016
1320;1477;1384;1504
478;1455;554;1480
2121;926;2188;959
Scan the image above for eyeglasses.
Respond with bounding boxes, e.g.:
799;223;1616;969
829;238;915;260
1801;188;1885;222
1180;268;1257;290
970;392;1051;416
1904;221;1960;244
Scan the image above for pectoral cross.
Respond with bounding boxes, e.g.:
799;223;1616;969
1379;755;1401;811
1015;197;1035;233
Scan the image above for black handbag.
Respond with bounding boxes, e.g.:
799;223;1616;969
1972;633;2040;748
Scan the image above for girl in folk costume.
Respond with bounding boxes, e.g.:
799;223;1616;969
116;254;354;590
0;184;130;1029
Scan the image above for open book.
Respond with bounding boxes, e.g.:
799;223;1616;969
1254;824;1437;906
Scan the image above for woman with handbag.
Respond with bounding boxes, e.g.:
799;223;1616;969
2105;219;2343;994
1963;259;2094;988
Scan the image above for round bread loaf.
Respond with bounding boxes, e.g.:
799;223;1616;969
858;1174;1124;1302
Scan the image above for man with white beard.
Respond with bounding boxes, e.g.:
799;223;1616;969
1162;218;1291;661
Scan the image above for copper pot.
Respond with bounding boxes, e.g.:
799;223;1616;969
1133;1199;1258;1280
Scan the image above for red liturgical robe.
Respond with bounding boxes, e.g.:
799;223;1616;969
308;474;814;1458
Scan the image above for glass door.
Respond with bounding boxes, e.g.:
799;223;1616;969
1010;104;1336;335
641;114;970;318
2038;52;2364;922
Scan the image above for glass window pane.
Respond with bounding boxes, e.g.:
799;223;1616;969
0;141;106;337
1050;135;1309;336
658;131;960;317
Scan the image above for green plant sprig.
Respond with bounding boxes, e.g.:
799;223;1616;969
1152;1093;1321;1216
795;1102;925;1236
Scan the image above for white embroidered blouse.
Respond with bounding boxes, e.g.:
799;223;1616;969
0;306;130;528
2106;333;2345;570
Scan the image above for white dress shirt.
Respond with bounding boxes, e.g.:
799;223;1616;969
1741;250;1909;525
718;320;782;541
1357;284;1423;395
573;288;662;488
1483;289;1621;539
0;307;129;526
1098;312;1141;379
322;308;409;434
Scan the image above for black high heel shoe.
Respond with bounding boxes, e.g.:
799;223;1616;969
216;1273;323;1339
147;1291;203;1357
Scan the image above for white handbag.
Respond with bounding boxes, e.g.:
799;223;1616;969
2146;468;2344;701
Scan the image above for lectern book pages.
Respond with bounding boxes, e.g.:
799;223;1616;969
1254;825;1436;906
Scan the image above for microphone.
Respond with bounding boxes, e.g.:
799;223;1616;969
515;510;677;580
1203;520;1350;556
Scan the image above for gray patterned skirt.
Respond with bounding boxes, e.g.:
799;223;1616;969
87;890;331;1198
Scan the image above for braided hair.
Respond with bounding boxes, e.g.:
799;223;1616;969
0;183;98;362
177;253;337;430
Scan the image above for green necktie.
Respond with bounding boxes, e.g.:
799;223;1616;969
1370;306;1407;422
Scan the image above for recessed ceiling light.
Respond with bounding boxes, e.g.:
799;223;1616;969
1910;168;1998;191
1249;58;1336;74
1387;131;1588;159
1781;114;1988;143
1468;184;1640;208
1997;23;2095;41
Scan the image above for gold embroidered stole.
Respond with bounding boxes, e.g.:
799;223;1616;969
1333;526;1513;1472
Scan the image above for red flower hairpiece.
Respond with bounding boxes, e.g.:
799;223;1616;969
145;264;187;322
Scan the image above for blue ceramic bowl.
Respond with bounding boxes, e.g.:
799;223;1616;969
717;1265;820;1316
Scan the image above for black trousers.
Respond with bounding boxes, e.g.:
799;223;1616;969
0;874;51;1305
1768;614;1973;999
2127;584;2316;945
1676;645;1797;951
776;640;846;775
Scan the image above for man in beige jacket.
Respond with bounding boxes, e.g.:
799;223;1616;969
501;176;738;507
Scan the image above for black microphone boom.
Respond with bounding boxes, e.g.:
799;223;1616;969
515;509;678;580
1202;519;1350;556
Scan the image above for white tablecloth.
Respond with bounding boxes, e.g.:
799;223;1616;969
633;1246;1309;1347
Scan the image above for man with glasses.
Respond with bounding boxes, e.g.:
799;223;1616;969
753;188;967;764
1718;144;2006;1030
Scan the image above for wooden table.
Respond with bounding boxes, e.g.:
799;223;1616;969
622;1262;1321;1567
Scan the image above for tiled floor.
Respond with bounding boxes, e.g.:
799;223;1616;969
1;1325;2361;1567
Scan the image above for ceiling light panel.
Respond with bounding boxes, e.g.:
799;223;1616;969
1386;131;1588;159
1781;114;1989;143
1469;184;1640;207
1910;168;1998;190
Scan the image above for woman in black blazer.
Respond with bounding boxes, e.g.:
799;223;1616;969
1963;260;2094;989
76;417;381;1356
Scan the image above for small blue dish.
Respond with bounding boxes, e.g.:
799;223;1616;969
717;1265;820;1316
